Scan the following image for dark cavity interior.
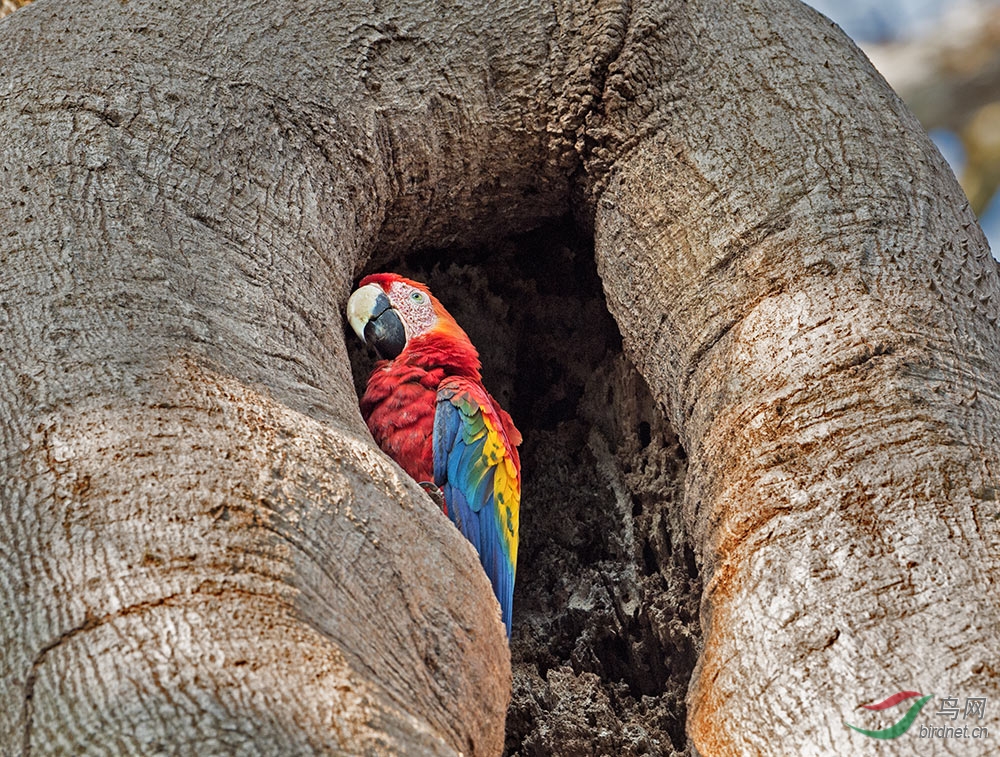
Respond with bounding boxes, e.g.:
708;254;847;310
348;216;702;756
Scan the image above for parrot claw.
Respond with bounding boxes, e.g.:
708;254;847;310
419;481;446;513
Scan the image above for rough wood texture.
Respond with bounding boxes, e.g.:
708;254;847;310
2;0;998;755
0;0;566;752
590;1;1000;754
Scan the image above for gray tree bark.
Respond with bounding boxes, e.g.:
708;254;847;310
591;3;1000;754
1;1;998;756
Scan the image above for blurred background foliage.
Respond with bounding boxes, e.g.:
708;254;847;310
3;0;998;255
0;0;30;19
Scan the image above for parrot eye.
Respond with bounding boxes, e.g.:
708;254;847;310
410;291;426;304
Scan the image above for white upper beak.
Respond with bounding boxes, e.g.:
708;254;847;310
346;284;384;343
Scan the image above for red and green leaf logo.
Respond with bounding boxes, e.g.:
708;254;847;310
846;691;934;739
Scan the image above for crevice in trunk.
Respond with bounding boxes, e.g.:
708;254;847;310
349;217;701;756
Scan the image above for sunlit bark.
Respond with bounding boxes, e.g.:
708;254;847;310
2;0;998;754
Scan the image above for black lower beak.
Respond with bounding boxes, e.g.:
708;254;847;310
364;293;406;360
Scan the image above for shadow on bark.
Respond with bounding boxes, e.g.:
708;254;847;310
350;218;702;756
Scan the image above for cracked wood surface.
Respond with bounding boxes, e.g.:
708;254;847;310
591;1;1000;753
2;0;999;755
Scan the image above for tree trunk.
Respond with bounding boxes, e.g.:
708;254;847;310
2;1;998;756
591;2;1000;754
0;0;564;752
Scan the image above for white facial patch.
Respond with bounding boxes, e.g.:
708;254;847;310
388;280;436;339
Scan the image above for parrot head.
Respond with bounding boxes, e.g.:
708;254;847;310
347;273;478;368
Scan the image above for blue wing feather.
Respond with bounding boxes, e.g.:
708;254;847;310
434;380;518;637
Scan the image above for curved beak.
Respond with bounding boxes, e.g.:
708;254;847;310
346;283;407;360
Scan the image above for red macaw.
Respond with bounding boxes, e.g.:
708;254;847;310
346;273;522;637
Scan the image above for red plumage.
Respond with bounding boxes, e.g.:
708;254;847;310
349;272;523;634
357;273;520;489
361;362;445;484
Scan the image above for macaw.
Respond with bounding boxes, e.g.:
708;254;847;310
346;273;522;637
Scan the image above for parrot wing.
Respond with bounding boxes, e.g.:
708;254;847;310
433;377;520;637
